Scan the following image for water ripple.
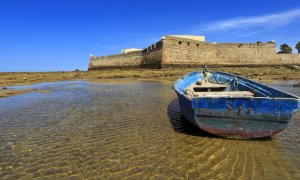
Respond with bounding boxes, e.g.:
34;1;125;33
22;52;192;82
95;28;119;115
0;81;299;179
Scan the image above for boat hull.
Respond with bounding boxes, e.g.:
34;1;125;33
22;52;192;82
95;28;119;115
174;71;299;139
193;116;287;139
177;93;296;139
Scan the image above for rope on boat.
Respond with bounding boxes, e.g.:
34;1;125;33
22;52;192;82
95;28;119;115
205;67;239;90
232;77;239;90
211;72;232;85
205;67;271;97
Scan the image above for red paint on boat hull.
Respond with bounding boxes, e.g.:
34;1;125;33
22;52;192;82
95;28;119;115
199;125;283;139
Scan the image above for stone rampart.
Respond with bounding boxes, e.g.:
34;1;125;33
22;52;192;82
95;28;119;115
162;36;217;65
215;42;278;64
88;35;300;70
277;54;300;64
141;41;163;68
162;36;280;66
88;51;142;70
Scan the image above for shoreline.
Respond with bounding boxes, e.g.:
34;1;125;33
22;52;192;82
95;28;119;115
1;66;300;86
0;89;51;98
1;66;300;98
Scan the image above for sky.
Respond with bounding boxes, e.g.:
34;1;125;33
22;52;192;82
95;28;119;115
1;0;300;72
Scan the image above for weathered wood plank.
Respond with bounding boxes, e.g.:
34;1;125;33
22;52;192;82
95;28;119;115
194;91;254;98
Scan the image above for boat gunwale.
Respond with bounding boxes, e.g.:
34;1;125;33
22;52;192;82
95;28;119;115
215;71;299;100
174;71;299;101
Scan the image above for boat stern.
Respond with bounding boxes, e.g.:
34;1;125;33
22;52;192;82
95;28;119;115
191;97;298;139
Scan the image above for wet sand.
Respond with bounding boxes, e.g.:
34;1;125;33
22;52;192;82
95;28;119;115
0;81;299;179
0;89;51;98
1;66;300;98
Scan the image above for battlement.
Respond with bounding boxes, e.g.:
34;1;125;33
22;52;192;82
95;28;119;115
142;41;163;55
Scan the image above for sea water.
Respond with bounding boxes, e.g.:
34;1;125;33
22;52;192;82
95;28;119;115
0;80;299;179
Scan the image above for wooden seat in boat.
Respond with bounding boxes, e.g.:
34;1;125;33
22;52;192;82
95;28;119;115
184;81;254;98
190;81;227;92
193;91;254;98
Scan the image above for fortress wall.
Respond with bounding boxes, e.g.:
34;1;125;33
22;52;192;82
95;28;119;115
162;36;281;66
215;43;278;64
277;54;300;64
88;35;300;70
162;36;218;65
255;44;278;62
141;41;163;68
88;51;142;70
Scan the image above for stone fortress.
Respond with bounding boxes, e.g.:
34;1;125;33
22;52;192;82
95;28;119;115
88;35;300;70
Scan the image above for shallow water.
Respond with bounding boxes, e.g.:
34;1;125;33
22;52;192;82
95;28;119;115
0;80;300;179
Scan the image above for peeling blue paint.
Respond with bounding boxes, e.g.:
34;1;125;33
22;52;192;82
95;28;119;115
173;71;299;139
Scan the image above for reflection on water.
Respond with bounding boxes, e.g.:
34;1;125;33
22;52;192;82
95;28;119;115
0;81;300;179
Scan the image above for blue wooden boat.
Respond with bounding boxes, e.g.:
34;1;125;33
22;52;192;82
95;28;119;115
173;68;299;139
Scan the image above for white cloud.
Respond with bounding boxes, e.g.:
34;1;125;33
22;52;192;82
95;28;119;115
198;8;300;32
